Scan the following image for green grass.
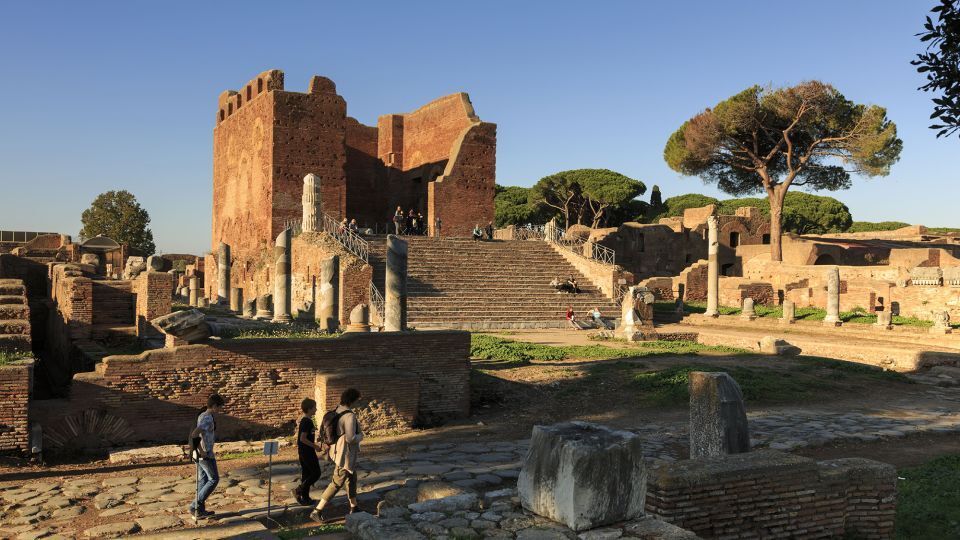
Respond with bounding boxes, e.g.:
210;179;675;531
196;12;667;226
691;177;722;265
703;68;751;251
656;301;940;327
0;350;30;366
470;334;745;364
896;454;960;539
276;524;345;539
219;325;341;340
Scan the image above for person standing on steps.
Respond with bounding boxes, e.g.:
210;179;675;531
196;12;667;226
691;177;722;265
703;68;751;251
311;388;365;522
485;221;494;241
189;393;224;519
393;206;403;235
294;398;324;505
472;224;483;241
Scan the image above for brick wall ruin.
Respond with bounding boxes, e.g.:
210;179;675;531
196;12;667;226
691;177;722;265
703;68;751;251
0;360;33;455
32;331;470;451
212;70;496;296
646;450;895;539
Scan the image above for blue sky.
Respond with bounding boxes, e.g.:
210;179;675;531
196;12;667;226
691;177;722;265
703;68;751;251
0;1;955;254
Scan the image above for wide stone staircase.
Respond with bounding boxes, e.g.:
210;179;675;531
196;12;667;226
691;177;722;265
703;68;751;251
0;279;31;353
369;237;620;329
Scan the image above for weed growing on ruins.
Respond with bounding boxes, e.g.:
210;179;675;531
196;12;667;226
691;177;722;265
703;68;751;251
276;524;345;539
218;325;341;340
0;350;29;366
470;335;744;364
895;453;960;539
218;450;261;461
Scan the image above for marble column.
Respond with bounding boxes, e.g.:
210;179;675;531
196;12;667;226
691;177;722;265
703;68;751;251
704;216;720;317
273;228;292;323
385;235;408;331
217;242;231;305
230;287;243;313
319;255;340;333
188;277;199;307
302;173;321;233
823;266;842;327
781;300;796;325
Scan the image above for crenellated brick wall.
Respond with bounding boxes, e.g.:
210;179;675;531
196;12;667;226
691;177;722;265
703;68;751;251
0;360;33;455
32;331;470;451
646;450;896;539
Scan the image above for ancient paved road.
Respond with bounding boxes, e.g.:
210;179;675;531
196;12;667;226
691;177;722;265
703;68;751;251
3;379;960;539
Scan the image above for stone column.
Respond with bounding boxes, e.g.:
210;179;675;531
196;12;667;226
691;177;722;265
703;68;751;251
230;287;243;313
823;266;842;327
689;371;750;458
319;255;340;333
345;304;371;333
384;235;408;331
704;216;720;317
740;298;756;320
217;242;231;305
302;173;321;233
875;310;892;330
273;228;292;323
188;277;199;307
242;298;255;319
781;300;796;325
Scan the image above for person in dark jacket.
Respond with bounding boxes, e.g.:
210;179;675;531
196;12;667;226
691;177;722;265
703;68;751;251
293;398;324;505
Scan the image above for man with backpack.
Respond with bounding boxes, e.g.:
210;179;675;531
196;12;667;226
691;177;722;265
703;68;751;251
293;398;324;505
189;393;224;518
311;388;364;522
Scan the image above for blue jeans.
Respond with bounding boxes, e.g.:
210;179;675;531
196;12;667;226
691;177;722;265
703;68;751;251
191;457;219;510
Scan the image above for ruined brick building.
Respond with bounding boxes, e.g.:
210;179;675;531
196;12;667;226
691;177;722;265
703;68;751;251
212;69;496;271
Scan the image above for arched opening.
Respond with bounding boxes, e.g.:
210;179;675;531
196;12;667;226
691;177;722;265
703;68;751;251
219;109;225;122
729;232;740;248
228;103;233;115
814;254;836;265
246;85;252;101
258;78;263;93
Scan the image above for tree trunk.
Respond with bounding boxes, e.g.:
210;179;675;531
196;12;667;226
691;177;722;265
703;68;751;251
768;188;786;262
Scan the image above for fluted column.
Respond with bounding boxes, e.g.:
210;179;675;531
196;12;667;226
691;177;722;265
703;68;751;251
302;173;321;233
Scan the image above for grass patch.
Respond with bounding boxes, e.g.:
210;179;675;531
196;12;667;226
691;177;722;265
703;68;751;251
219;325;341;340
471;335;745;364
657;301;940;327
217;450;261;461
0;350;30;366
896;453;960;539
276;524;346;539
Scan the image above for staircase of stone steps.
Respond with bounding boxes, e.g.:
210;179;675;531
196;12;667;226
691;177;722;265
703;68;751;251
366;236;619;329
0;279;31;353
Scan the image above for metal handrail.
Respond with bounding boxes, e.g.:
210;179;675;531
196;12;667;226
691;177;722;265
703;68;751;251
546;224;616;266
515;224;546;241
320;214;369;263
369;282;385;324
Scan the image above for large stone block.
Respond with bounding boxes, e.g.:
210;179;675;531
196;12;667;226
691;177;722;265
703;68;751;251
151;309;210;343
518;422;646;532
689;371;750;458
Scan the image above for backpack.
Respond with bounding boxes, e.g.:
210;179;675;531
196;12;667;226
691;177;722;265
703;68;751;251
320;409;350;446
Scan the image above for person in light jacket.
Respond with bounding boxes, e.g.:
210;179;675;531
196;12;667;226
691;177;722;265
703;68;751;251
310;388;364;522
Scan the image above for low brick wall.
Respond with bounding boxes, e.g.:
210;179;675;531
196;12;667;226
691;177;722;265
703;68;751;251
32;331;470;451
316;368;420;435
646;450;896;539
0;360;33;455
135;272;175;337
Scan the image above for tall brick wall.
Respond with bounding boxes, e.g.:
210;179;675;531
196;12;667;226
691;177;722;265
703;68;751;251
33;331;470;451
135;272;175;337
646;450;896;539
0;360;33;455
428;122;497;236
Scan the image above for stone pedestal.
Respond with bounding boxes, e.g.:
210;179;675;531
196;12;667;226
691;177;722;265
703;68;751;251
242;298;256;319
780;300;796;325
704;216;720;318
302;174;321;233
689;371;750;458
273;228;292;323
345;304;371;333
319;255;340;333
188;277;199;307
385;235;408;332
823;266;842;327
619;286;655;341
875;310;892;330
518;422;647;532
255;294;273;320
230;287;243;313
741;298;756;320
217;242;231;305
931;311;953;334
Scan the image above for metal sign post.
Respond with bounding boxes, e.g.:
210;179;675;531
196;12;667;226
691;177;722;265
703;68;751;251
263;440;280;518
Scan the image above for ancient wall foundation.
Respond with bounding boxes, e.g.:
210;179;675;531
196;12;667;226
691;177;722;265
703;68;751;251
0;360;33;455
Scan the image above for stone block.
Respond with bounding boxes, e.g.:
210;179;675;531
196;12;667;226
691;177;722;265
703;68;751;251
151;309;209;343
518;421;646;531
759;336;801;356
689;372;750;458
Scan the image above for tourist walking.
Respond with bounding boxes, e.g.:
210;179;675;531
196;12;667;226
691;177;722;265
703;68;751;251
311;388;365;522
293;398;324;505
189;393;225;518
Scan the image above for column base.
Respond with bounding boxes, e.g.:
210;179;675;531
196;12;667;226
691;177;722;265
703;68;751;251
822;319;842;327
272;315;293;323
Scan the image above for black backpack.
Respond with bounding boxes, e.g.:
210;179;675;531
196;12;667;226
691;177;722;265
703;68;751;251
320;409;350;446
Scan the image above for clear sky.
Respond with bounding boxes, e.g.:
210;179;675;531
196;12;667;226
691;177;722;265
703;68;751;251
0;1;955;254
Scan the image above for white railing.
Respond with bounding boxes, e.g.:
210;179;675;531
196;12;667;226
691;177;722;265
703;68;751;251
369;282;385;324
546;224;616;266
